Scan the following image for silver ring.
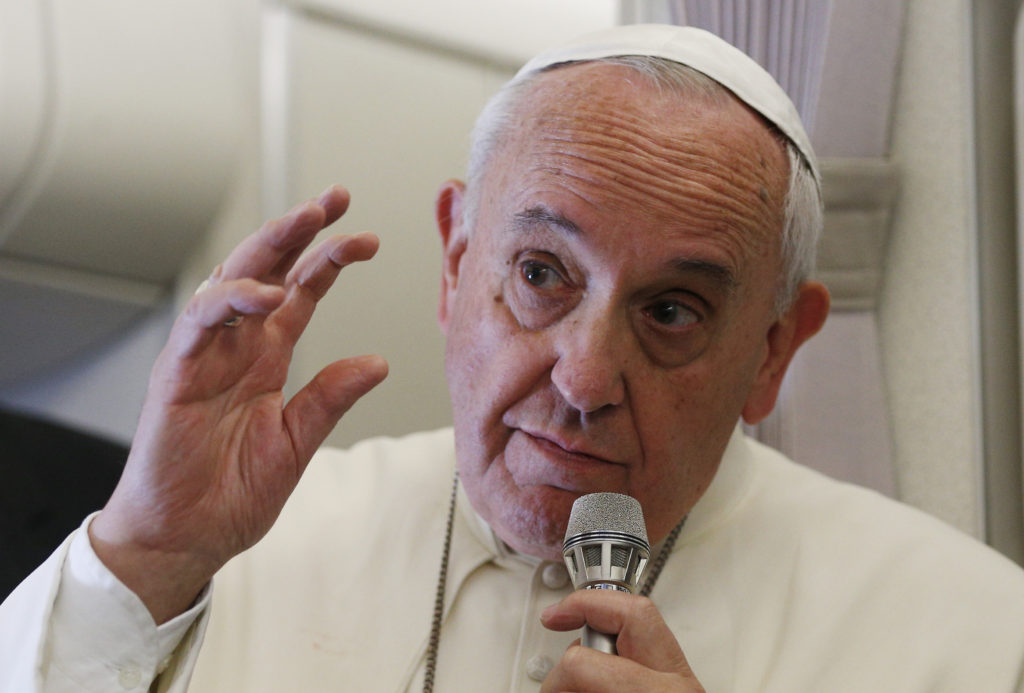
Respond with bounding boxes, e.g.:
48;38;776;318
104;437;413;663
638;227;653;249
194;278;243;327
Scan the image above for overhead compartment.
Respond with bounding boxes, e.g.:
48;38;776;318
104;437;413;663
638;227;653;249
0;0;245;384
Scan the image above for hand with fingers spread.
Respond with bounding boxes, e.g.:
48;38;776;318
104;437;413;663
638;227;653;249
540;590;706;693
88;185;389;624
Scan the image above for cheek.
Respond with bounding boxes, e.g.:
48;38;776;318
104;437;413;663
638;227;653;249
637;368;740;461
443;261;550;444
446;283;509;394
626;345;758;498
444;251;502;371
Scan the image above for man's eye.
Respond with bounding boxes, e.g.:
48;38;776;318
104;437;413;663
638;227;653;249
521;261;561;289
647;299;699;328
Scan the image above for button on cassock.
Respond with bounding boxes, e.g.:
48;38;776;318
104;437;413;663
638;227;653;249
526;654;554;681
541;562;570;590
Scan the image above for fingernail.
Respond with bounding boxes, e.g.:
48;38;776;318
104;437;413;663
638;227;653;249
287;201;316;222
541;602;559;620
318;185;339;205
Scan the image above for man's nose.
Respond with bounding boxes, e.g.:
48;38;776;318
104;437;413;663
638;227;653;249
549;309;628;414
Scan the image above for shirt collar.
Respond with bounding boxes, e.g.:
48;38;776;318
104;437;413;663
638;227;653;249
674;424;755;549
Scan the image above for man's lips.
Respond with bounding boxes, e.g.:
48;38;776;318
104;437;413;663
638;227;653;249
504;429;627;494
522;429;621;466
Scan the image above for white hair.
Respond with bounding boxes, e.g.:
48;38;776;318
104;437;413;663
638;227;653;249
463;56;823;316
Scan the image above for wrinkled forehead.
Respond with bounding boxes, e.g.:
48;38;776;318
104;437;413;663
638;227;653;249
513;24;819;190
511;63;789;186
487;64;789;262
516;59;744;138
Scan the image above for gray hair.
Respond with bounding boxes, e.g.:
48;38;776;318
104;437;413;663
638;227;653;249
463;56;823;316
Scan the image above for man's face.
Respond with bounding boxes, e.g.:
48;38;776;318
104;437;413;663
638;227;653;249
439;63;791;561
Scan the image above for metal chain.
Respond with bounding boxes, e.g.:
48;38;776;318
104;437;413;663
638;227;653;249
422;471;459;693
422;474;685;691
639;515;686;598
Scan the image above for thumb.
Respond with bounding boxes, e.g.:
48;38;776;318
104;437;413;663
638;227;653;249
283;354;388;464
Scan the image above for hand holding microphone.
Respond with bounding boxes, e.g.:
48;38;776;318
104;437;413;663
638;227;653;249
540;493;706;692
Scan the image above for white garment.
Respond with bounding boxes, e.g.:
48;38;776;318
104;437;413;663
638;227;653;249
3;427;1024;692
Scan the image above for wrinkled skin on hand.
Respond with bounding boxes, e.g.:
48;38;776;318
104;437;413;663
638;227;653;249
89;186;388;623
540;590;706;693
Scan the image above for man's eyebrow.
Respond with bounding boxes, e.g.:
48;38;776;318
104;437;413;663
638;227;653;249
513;206;737;291
512;206;582;235
670;257;738;292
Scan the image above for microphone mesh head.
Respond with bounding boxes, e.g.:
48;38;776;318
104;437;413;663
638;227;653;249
565;492;648;544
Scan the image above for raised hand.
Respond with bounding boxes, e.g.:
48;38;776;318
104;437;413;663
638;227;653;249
89;186;388;623
540;590;705;693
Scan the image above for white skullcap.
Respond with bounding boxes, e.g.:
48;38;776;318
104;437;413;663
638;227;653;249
515;24;819;186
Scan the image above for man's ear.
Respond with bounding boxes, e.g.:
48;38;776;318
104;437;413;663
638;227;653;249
742;281;831;424
436;179;469;334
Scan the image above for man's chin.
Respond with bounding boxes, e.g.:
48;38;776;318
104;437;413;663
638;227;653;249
490;485;580;562
499;531;566;562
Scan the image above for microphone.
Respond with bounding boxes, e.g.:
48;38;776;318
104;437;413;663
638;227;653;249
561;492;650;654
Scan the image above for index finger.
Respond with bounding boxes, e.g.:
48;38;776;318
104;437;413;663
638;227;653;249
216;185;351;285
541;591;692;675
540;645;702;693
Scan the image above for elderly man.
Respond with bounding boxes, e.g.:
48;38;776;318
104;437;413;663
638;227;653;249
3;24;1024;693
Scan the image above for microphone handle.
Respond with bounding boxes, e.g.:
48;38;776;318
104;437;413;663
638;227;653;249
578;581;633;655
582;624;617;654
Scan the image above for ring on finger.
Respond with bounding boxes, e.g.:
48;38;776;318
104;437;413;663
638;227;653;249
194;278;244;327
